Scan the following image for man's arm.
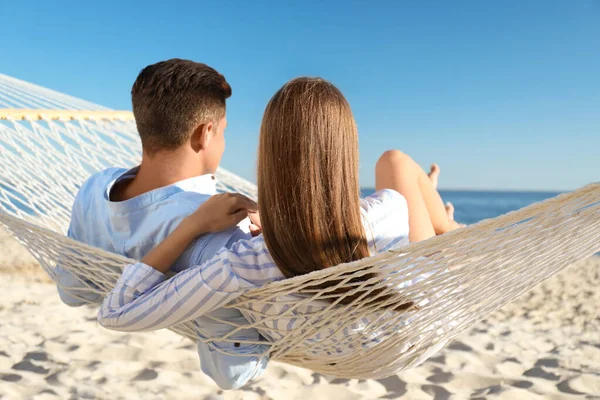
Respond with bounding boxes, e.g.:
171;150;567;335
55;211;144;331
54;198;103;307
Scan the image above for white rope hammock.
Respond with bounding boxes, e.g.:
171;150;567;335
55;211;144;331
0;73;598;379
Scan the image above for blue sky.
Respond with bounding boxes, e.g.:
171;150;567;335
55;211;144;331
1;1;598;190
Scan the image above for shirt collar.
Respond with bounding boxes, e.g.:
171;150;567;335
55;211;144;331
105;167;218;213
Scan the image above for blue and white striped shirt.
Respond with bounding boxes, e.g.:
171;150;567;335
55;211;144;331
98;189;411;362
55;167;268;389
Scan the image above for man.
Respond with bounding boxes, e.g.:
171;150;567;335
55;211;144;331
55;59;268;389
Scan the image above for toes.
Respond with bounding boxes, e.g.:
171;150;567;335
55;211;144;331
445;202;455;220
428;163;440;177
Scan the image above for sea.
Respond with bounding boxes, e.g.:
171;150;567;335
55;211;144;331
360;189;562;225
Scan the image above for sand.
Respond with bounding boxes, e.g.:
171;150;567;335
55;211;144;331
1;228;599;400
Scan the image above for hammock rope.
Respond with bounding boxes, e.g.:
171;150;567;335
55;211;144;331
0;72;598;379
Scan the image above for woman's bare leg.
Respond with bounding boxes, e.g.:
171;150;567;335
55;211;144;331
376;150;434;242
428;164;459;223
429;164;460;223
375;150;460;242
415;160;461;234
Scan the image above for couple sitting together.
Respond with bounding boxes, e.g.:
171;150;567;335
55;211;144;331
56;59;461;389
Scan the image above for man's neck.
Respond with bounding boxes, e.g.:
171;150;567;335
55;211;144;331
111;150;212;201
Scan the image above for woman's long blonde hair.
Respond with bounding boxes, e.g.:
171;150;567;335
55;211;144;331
258;78;409;309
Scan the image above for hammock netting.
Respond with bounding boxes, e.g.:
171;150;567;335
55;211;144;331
0;72;598;379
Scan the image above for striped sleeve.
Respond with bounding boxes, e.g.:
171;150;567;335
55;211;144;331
97;236;281;332
361;189;410;254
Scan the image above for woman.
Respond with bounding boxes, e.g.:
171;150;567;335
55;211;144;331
97;77;459;360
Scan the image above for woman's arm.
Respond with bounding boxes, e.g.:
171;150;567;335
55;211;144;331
142;193;258;273
97;236;279;332
98;252;243;331
98;194;256;331
97;193;278;332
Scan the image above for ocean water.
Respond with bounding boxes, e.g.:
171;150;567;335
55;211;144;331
361;189;562;225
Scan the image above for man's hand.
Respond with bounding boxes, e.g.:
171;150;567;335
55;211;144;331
183;193;258;235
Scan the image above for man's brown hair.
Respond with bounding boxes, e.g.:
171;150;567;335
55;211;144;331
131;58;232;154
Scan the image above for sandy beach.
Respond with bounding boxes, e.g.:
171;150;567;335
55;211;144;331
1;228;599;400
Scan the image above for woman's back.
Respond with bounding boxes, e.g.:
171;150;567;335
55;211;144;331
200;189;411;356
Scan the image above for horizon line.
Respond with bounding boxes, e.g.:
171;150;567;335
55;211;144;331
360;187;567;194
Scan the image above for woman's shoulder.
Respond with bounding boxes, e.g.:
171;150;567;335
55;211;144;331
361;189;406;209
360;189;410;254
360;189;408;220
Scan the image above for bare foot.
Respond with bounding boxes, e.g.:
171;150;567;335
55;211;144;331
445;202;466;229
445;202;455;221
428;163;440;189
